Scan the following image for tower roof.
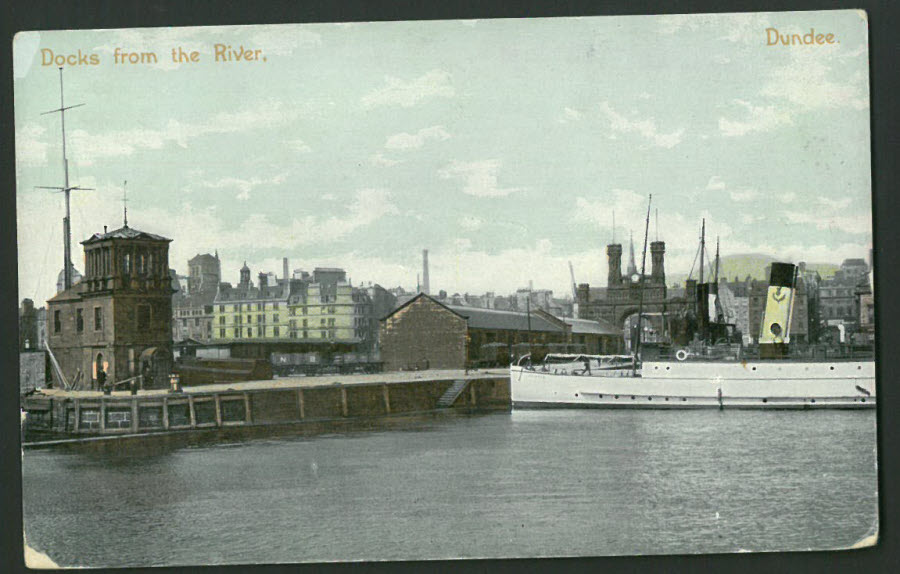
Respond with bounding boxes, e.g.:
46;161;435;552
82;225;171;244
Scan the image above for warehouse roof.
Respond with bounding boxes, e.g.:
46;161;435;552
565;317;621;336
447;305;564;333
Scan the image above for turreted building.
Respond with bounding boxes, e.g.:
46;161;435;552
47;223;174;389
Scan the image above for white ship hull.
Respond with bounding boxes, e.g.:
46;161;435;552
511;360;876;409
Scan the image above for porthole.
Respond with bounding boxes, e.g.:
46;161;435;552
614;395;619;399
631;396;635;400
681;397;687;402
665;397;669;401
575;393;579;397
666;366;670;371
648;397;652;401
654;366;658;370
858;366;862;370
811;399;816;404
762;398;768;403
752;367;757;371
599;394;603;398
830;366;835;371
862;398;866;403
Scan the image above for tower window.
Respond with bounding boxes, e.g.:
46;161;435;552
76;309;84;332
94;307;103;331
137;304;151;330
54;310;61;333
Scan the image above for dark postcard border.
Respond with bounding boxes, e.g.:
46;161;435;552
1;1;898;574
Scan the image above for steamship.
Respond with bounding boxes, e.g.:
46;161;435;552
510;207;876;410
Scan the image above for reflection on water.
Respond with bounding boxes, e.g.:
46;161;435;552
23;410;878;567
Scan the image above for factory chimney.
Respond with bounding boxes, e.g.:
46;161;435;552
422;249;430;295
282;257;290;295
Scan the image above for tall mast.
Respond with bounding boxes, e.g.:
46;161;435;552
38;68;90;292
123;180;129;227
634;194;652;370
699;219;706;285
713;236;720;285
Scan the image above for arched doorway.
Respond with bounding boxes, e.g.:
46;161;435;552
95;353;105;391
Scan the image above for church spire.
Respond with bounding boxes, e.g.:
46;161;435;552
627;230;638;277
122;180;128;227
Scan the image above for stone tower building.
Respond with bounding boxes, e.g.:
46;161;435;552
47;223;174;389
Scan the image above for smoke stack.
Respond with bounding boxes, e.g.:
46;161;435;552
282;257;290;295
422;249;430;295
283;257;289;281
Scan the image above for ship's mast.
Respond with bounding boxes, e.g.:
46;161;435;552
634;194;652;371
699;219;706;285
38;68;91;291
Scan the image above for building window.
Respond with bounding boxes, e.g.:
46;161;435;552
302;319;308;327
274;303;279;310
76;309;84;332
236;328;242;338
321;330;326;338
219;305;225;312
54;310;61;333
137;305;151;330
219;316;225;325
274;326;280;337
257;303;262;311
219;328;225;338
273;314;279;323
257;314;263;323
248;328;252;338
247;315;251;323
123;253;131;275
194;318;199;326
303;330;308;339
94;307;103;331
302;307;308;315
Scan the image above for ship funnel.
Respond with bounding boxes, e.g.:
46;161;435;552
759;262;797;357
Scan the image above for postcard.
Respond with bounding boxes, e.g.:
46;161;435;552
15;10;876;568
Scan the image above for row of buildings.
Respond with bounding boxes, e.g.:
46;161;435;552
20;214;876;391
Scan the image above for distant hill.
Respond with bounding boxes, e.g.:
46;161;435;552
667;253;839;287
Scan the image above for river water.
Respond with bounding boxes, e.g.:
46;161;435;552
22;409;878;567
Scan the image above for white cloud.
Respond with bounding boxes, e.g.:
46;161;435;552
559;107;583;123
369;152;402;167
818;197;853;210
438;159;522;198
598;102;684;148
762;53;869;111
740;213;765;224
781;192;797;204
706;176;726;191
784;210;871;235
361;70;455;109
286;139;311;153
729;189;759;202
15;123;49;167
199;173;288;194
459;215;483;230
719;99;792;137
46;100;303;166
573;191;733;254
236;190;250;201
385;125;451;150
658;13;771;44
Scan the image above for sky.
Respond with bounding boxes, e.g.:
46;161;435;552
14;11;872;307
